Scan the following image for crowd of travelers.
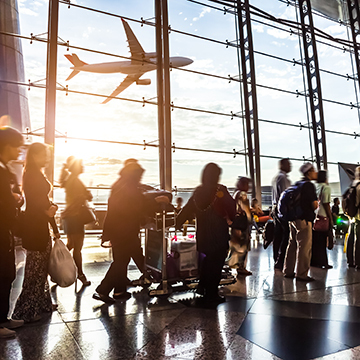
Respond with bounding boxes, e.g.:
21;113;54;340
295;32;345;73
1;125;360;339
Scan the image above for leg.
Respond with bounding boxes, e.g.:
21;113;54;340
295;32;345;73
96;242;130;296
274;220;290;270
273;215;283;262
131;237;145;274
204;250;227;298
355;222;360;267
347;223;355;267
295;220;313;279
72;234;85;276
0;250;15;323
283;222;297;276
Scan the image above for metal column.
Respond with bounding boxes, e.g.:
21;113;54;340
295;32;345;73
162;0;172;192
237;0;261;201
44;0;59;187
155;0;165;189
298;0;328;170
346;0;360;116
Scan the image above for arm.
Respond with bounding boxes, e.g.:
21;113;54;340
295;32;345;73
175;197;195;230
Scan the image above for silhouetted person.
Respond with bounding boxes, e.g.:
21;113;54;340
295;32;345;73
60;157;92;287
0;127;24;339
93;161;169;303
283;162;318;282
176;163;236;302
13;143;60;323
272;158;292;271
311;170;333;269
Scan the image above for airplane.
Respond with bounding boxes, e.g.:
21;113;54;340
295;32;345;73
65;19;193;104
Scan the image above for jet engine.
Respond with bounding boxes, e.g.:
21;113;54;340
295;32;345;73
136;79;151;85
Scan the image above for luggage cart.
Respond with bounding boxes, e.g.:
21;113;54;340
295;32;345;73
144;206;236;297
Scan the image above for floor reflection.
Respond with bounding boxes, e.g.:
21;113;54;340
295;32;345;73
2;235;360;359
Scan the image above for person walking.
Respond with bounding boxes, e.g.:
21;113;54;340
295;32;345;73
93;161;169;303
176;163;236;302
0;127;24;338
272;158;292;271
283;162;318;282
60;157;92;286
13;143;60;323
346;166;360;268
230;177;253;276
311;170;333;269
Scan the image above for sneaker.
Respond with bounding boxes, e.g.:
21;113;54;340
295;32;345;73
296;276;315;282
92;292;115;304
113;292;131;301
0;328;16;339
237;268;252;276
0;319;24;329
131;275;152;287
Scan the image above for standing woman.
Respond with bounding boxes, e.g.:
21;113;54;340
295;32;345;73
60;157;92;286
311;169;333;269
176;163;236;302
13;143;59;323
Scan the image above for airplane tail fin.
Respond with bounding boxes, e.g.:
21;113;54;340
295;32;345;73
64;54;87;67
66;70;80;81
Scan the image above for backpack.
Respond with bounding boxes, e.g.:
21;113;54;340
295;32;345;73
277;181;306;222
263;219;274;249
342;182;360;218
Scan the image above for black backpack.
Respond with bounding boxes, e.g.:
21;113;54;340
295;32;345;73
342;182;360;218
278;181;306;222
263;219;274;249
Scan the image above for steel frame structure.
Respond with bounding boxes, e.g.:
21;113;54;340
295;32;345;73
298;0;328;170
346;0;360;122
237;0;261;201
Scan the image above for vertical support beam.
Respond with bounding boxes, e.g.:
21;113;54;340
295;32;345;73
44;0;59;188
298;0;328;170
237;0;261;202
162;0;172;192
346;0;360;114
155;0;165;189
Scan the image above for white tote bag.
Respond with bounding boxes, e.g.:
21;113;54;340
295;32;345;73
48;239;77;287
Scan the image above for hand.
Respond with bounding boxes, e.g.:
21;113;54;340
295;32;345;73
46;205;58;217
155;195;170;204
226;218;233;226
12;193;23;204
54;232;61;239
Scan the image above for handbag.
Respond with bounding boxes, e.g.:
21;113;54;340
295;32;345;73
313;186;330;232
78;204;97;225
48;239;77;287
313;215;329;232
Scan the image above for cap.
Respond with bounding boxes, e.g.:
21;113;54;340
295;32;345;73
299;162;314;175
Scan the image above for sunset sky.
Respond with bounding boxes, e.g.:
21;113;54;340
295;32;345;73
16;0;360;192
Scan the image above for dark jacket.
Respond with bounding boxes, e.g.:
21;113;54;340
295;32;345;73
22;169;58;251
176;184;236;254
102;179;156;242
0;163;17;254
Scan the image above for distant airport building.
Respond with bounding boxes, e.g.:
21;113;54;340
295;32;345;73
0;0;30;131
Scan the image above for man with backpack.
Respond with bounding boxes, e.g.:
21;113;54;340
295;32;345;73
283;162;318;282
345;166;360;268
271;158;292;271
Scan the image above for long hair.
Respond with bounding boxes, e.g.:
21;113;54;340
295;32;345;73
194;163;222;209
24;143;47;172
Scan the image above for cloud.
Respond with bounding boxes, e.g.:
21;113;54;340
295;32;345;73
193;7;211;22
19;7;38;16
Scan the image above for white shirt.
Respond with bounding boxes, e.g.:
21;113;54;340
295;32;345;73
272;171;291;205
316;183;331;218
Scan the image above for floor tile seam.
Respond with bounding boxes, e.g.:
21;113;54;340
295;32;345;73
64;321;87;360
258;279;360;301
244;311;360;325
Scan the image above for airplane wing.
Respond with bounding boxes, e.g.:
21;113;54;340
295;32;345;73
121;18;145;61
102;74;142;104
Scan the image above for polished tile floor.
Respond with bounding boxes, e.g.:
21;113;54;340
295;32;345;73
2;235;360;359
